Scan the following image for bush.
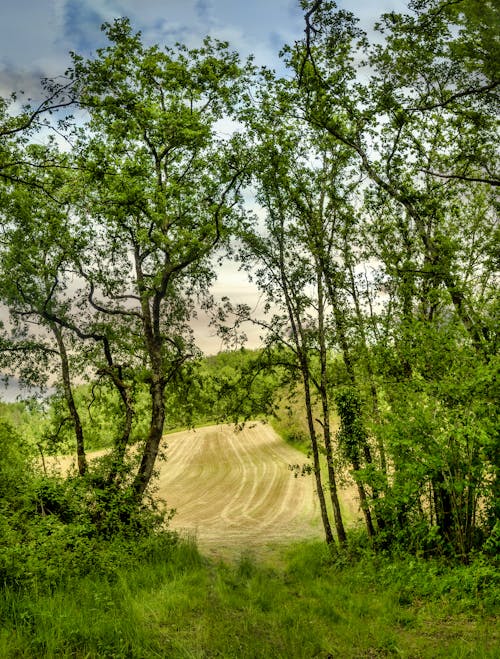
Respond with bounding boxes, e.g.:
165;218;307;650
0;420;177;589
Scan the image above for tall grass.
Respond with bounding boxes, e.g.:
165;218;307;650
1;536;498;658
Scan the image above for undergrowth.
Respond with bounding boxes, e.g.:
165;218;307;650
1;417;498;657
1;535;498;658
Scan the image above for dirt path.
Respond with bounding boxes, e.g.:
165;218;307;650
50;421;361;559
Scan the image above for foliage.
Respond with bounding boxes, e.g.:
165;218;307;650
0;414;176;595
0;18;254;505
0;2;498;561
0;420;34;509
231;0;499;558
0;538;497;658
334;387;367;464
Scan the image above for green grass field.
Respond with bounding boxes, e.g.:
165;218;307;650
1;537;498;658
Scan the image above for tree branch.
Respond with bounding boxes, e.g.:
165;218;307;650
419;168;500;187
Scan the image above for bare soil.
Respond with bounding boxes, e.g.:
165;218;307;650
50;421;361;559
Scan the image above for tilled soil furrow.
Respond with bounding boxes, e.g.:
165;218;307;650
49;422;352;557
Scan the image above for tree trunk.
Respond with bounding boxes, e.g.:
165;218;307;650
52;324;87;476
323;265;383;533
302;366;336;548
346;256;387;474
132;257;167;501
317;274;347;545
351;453;376;538
432;471;454;545
106;369;134;485
132;374;165;499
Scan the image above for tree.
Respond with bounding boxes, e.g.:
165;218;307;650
282;0;499;556
0;145;89;475
1;19;253;513
290;0;497;356
231;79;359;547
66;19;252;500
0;75;75;195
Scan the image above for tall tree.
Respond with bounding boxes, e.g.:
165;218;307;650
0;146;89;475
1;19;253;510
67;19;252;499
282;0;499;555
290;0;498;356
235;83;359;546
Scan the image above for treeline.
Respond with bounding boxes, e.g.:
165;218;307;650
0;349;275;454
0;0;498;561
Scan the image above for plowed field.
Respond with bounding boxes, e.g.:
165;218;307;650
157;422;326;557
51;422;361;558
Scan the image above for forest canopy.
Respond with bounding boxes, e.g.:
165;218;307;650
0;0;498;562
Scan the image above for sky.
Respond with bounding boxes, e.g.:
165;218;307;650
0;0;407;398
0;0;408;97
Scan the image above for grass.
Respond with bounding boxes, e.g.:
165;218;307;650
1;537;498;658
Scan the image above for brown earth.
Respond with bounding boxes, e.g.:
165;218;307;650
49;421;361;559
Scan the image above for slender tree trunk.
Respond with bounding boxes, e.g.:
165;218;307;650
322;266;382;533
346;257;387;474
302;365;336;548
432;471;454;545
317;273;347;545
52;324;87;476
275;225;336;548
351;452;376;538
106;367;134;485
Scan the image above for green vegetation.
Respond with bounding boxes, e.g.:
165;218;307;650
0;0;498;654
1;537;497;658
1;380;497;657
1;1;497;556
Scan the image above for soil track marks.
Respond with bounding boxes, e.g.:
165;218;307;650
156;422;324;557
50;422;361;558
